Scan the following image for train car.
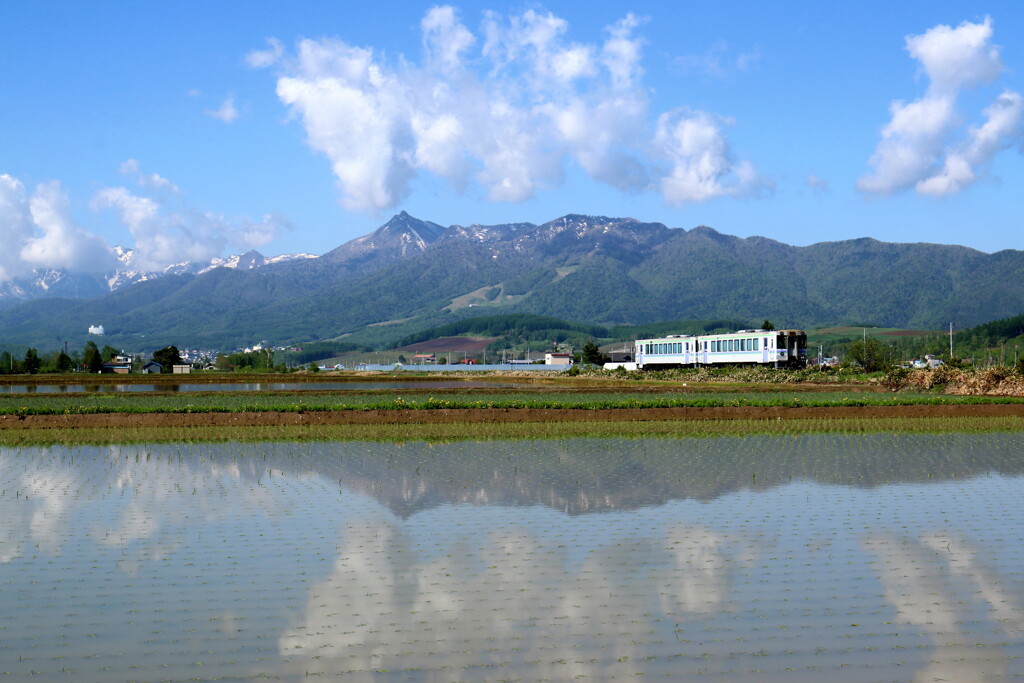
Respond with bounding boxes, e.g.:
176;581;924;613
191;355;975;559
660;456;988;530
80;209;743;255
631;328;807;369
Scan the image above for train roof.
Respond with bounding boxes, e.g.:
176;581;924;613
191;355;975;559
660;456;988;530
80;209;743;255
636;328;806;342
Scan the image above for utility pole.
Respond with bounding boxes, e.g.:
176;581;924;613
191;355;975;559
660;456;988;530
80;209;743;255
949;322;954;359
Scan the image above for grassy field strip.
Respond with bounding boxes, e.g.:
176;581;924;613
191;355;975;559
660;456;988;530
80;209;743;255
2;391;1024;415
2;416;1022;445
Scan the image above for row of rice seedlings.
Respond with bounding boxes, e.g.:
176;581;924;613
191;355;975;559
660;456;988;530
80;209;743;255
2;416;1024;447
2;434;1022;679
2;390;1023;416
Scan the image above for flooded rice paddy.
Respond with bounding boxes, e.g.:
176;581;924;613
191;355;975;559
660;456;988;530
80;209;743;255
1;433;1022;681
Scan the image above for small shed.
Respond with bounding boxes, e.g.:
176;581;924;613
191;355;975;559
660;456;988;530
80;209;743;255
141;361;163;374
545;352;573;366
172;364;192;374
413;353;436;364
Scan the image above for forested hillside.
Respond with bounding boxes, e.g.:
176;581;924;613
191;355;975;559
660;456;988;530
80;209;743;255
0;212;1021;352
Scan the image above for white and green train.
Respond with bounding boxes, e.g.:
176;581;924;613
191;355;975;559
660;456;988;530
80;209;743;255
609;328;808;370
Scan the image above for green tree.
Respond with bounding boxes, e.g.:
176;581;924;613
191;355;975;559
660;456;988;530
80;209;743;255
56;350;73;372
23;348;41;374
581;340;604;365
152;345;184;372
762;320;775;331
848;338;895;373
83;341;103;373
101;345;120;362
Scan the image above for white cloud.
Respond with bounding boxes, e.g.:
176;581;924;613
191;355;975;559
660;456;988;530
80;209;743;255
256;6;760;213
906;16;1002;94
654;109;769;203
0;176;117;282
205;95;239;123
0;174;36;281
0;166;289;284
92;164;288;271
917;90;1023;196
246;37;284;68
859;17;1021;197
119;158;180;192
421;6;475;75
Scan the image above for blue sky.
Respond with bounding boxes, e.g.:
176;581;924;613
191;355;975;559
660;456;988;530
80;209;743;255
1;1;1021;281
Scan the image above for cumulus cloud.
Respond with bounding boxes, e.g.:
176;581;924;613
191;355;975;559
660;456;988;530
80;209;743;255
916;90;1023;196
254;6;761;213
205;95;239;123
92;162;288;271
119;158;180;192
859;17;1022;196
0;175;117;281
0;164;291;283
654;110;769;203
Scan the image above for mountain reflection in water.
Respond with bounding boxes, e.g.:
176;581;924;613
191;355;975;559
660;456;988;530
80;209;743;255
0;433;1022;681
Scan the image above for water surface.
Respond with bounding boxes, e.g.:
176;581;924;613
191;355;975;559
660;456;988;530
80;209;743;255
1;433;1022;681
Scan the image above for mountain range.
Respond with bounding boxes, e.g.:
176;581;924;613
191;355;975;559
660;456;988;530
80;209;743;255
1;211;1022;351
0;248;315;310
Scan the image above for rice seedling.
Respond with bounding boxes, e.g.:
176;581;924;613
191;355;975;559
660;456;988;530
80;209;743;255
1;388;1022;416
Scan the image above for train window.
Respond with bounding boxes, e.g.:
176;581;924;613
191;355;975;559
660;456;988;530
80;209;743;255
753;339;759;350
